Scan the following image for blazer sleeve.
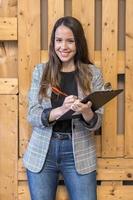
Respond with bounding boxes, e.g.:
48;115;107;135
27;64;55;128
80;66;104;131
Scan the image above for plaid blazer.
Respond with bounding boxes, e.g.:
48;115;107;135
23;63;104;174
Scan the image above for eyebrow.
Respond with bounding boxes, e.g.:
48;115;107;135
55;37;75;40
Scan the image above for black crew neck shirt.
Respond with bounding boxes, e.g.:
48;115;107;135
51;70;78;133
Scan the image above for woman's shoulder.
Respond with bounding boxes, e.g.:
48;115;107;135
34;62;47;72
33;62;47;78
88;64;102;76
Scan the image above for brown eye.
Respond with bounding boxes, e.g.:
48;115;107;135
55;38;62;42
68;40;75;43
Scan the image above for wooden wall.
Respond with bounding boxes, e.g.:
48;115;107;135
0;0;133;199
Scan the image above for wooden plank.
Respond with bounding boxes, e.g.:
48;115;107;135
41;50;48;63
18;158;27;181
94;51;101;68
0;41;18;78
101;181;123;186
97;158;133;180
118;50;125;74
94;51;125;74
0;95;18;200
125;0;133;157
96;135;102;157
0;17;17;40
0;78;18;94
102;0;118;157
98;186;133;200
18;0;40;157
96;134;124;158
72;0;95;61
117;134;124;157
18;182;30;200
0;0;17;17
48;0;64;44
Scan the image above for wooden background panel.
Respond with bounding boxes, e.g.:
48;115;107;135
0;1;17;78
48;0;64;44
18;0;41;157
18;182;30;200
0;78;18;94
0;95;18;200
0;0;132;199
0;0;17;17
101;0;118;157
0;17;17;40
98;186;133;200
72;0;95;61
0;41;17;78
125;0;133;158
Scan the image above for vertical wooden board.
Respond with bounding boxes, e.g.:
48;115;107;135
18;182;30;200
102;0;118;157
96;135;102;157
48;0;64;44
72;0;95;61
125;0;133;157
0;0;17;17
18;0;40;157
118;50;125;74
41;50;48;63
0;95;18;200
0;41;17;78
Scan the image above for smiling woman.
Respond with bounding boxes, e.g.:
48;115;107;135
23;16;104;200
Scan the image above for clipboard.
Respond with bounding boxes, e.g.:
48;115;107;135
57;89;123;121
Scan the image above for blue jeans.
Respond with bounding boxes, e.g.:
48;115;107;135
26;135;97;200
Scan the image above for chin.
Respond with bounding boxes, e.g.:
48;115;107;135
59;57;72;62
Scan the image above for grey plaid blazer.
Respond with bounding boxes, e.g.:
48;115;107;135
23;63;104;174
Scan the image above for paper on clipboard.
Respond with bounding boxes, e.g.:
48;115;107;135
57;89;123;121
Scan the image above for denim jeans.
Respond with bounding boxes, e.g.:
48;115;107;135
26;134;97;200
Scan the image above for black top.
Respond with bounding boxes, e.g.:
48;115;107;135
51;70;78;133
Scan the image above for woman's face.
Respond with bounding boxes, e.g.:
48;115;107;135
54;25;76;65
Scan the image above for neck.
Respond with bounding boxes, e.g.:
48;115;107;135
61;61;76;72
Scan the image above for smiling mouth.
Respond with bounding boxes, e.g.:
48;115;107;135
59;52;71;57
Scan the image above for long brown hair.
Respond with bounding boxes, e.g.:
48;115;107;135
39;16;93;98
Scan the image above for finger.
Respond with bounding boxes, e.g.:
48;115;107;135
71;104;79;111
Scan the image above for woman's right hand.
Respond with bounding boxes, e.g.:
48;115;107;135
49;95;77;122
62;95;78;111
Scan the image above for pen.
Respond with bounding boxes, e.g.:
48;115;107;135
52;87;68;97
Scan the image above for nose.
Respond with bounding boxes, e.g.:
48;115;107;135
61;41;67;50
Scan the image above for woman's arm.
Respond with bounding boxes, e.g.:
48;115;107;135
71;66;104;131
27;64;53;128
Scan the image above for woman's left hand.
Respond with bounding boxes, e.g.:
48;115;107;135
71;99;94;122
